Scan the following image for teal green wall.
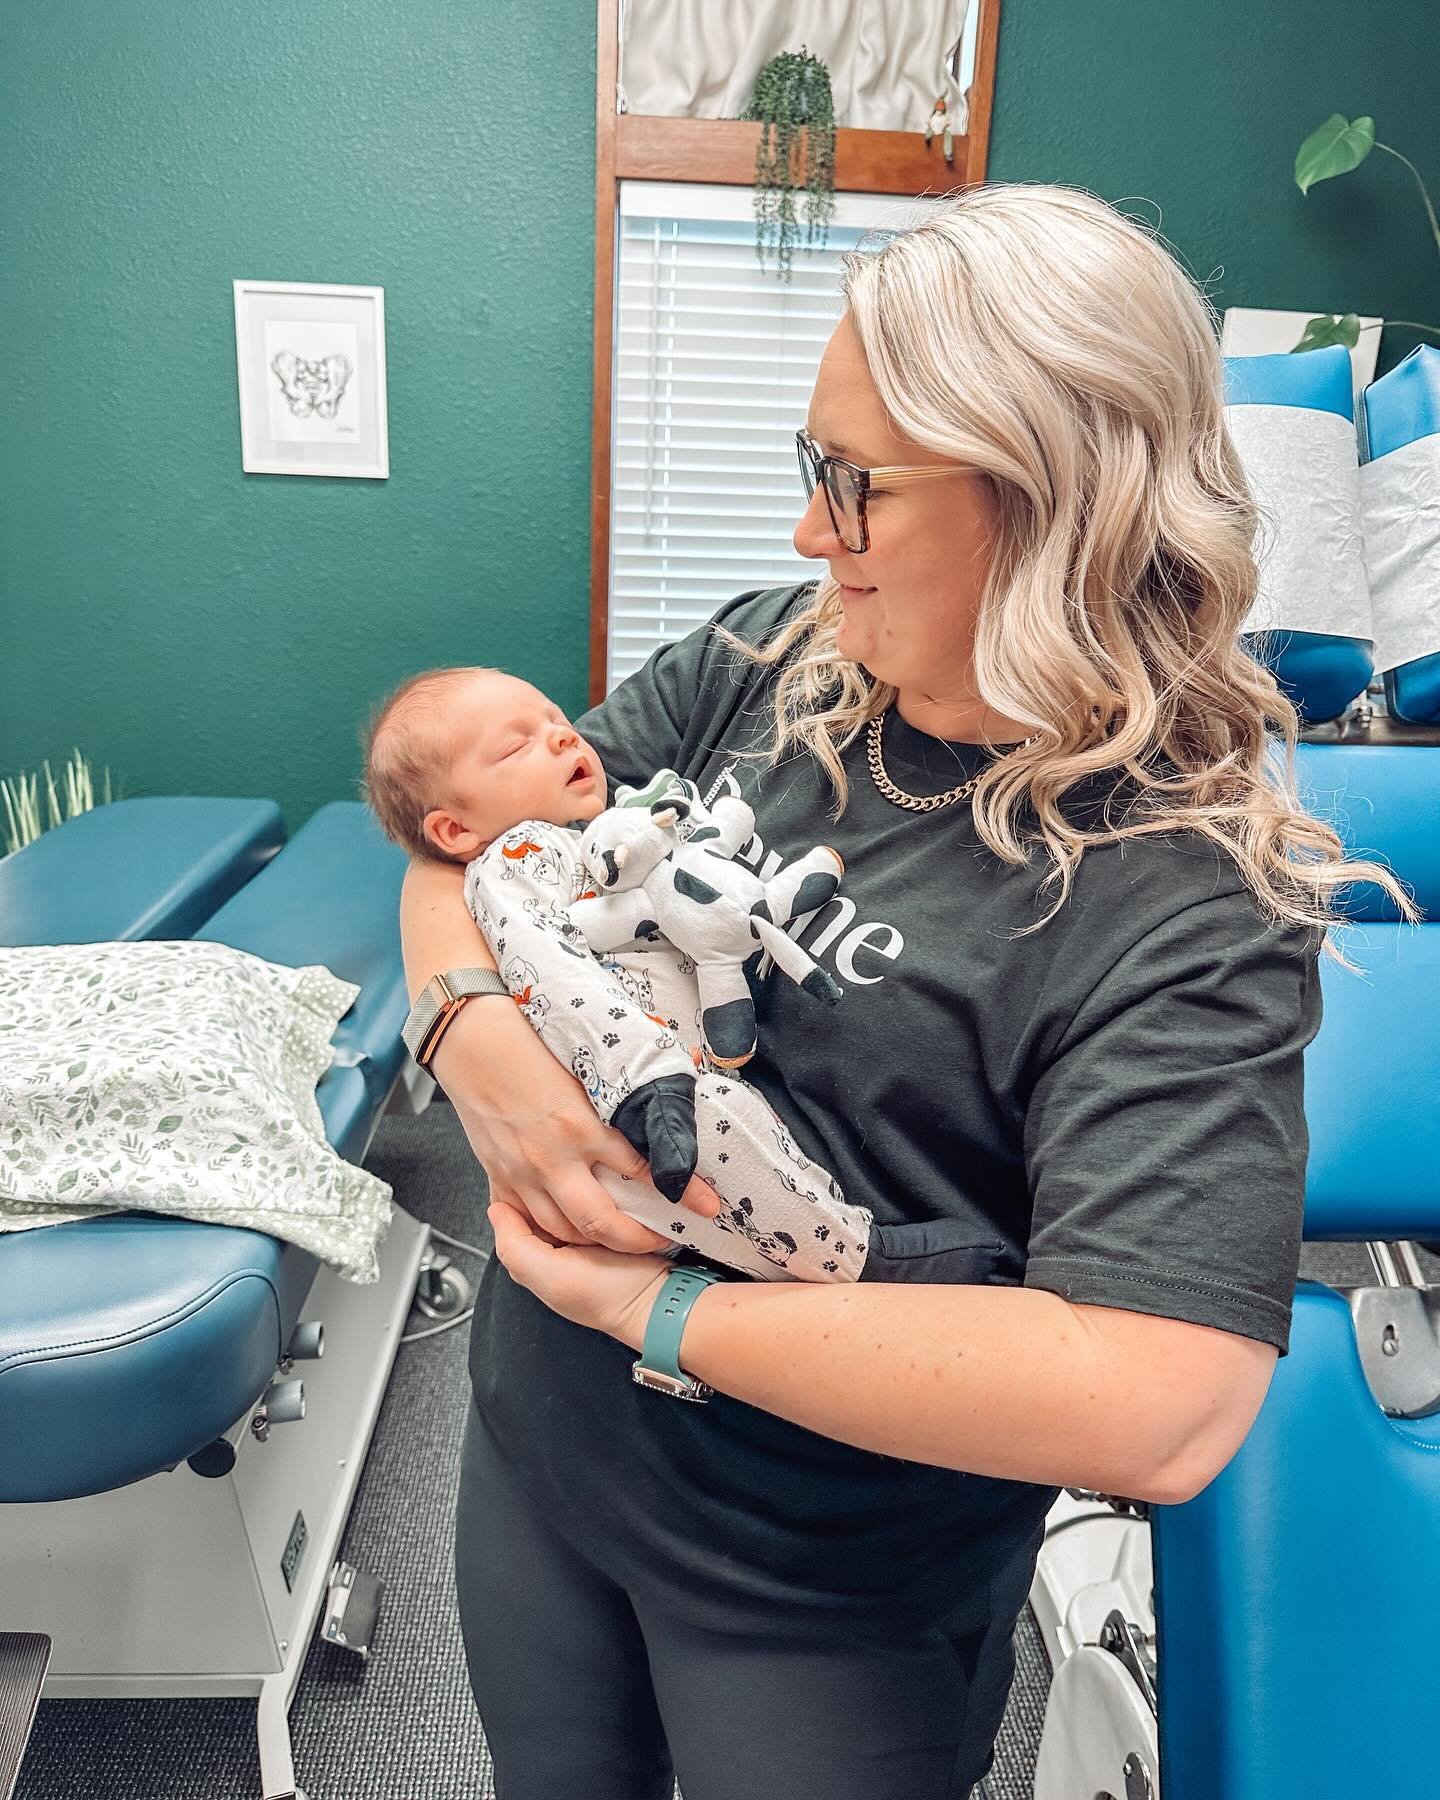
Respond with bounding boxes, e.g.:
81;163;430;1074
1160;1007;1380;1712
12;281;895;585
2;1;1436;831
1;0;598;833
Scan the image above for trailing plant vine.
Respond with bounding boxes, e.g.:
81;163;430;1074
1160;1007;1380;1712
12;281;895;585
742;48;836;280
1292;114;1439;354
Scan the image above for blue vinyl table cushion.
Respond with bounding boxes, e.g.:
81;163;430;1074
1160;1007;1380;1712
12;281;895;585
0;800;409;1502
0;796;284;947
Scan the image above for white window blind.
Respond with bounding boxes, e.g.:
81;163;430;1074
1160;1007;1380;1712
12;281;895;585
608;183;928;690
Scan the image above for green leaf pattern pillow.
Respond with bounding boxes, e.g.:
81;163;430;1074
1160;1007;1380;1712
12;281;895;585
0;940;393;1282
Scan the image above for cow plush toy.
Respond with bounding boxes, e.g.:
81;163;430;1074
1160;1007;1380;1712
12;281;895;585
568;773;845;1068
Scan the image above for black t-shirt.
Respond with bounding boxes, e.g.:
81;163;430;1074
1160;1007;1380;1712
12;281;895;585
467;583;1321;1632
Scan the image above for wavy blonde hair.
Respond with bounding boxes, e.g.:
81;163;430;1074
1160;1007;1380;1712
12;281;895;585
719;182;1417;962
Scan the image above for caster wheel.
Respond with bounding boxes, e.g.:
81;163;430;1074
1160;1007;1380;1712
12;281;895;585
412;1252;473;1322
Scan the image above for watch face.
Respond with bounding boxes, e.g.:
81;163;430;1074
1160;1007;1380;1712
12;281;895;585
631;1365;711;1402
632;1365;690;1397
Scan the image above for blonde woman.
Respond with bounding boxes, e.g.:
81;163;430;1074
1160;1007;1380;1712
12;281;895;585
396;183;1413;1799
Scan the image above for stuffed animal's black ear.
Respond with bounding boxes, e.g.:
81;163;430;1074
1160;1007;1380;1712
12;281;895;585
655;796;691;820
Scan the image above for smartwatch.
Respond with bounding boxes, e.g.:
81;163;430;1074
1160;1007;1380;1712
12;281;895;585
401;968;511;1069
632;1264;727;1403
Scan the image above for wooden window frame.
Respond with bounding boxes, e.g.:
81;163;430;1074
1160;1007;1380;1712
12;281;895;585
588;0;1001;702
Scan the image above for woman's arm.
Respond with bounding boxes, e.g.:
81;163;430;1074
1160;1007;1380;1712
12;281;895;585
398;858;719;1251
399;855;500;991
492;874;1308;1503
595;889;1310;1504
619;1274;1274;1506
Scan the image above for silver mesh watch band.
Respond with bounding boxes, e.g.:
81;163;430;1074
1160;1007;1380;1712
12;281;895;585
401;967;511;1066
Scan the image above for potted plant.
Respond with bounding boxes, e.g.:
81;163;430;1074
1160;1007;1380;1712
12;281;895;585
1292;114;1439;354
1;750;114;857
741;48;837;281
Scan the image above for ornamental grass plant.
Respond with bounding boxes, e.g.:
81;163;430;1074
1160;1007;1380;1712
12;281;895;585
1;750;114;856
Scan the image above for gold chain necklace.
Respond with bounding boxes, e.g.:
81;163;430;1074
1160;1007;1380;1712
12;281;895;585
865;709;1035;814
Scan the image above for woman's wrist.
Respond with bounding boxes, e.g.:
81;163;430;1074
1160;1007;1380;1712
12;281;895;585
615;1266;722;1357
427;983;523;1092
615;1268;671;1352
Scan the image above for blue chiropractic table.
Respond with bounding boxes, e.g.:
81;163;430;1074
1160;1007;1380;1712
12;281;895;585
0;797;436;1800
1032;727;1440;1799
1150;735;1440;1798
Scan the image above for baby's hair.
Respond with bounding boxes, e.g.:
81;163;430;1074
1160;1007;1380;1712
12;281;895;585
359;665;496;864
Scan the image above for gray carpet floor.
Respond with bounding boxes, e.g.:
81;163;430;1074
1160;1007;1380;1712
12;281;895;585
14;1099;1383;1800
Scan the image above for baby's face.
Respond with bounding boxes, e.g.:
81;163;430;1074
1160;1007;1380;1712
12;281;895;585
425;671;608;861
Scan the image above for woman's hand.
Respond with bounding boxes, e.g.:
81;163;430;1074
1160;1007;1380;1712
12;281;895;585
487;1200;669;1349
432;996;722;1255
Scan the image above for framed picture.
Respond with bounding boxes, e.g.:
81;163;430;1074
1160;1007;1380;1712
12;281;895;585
233;279;389;478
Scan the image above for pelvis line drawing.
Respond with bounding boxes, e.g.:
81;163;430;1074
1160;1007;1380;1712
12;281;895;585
271;350;352;419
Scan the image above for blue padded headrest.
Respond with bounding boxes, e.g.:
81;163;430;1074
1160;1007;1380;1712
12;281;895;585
1225;349;1374;724
1361;341;1440;460
0;797;284;946
1223;344;1355;416
1361;345;1440;725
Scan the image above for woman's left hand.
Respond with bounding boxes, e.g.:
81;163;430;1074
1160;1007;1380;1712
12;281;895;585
487;1200;671;1351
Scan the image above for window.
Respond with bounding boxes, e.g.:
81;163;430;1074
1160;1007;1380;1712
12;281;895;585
607;182;927;688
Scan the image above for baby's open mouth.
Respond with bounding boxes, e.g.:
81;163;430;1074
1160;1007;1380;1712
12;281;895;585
567;758;591;785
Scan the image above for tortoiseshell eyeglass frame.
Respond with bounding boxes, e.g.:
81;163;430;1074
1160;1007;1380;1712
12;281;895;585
795;427;970;553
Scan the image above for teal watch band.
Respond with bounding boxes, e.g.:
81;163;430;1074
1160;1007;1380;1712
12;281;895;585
632;1265;726;1403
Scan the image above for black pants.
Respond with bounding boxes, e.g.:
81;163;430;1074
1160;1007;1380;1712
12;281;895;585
453;1392;996;1800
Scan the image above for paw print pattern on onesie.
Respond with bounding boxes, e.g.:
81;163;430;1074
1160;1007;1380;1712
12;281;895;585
689;1073;873;1283
571;1044;632;1114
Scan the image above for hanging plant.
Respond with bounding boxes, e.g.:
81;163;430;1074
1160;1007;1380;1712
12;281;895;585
741;48;836;281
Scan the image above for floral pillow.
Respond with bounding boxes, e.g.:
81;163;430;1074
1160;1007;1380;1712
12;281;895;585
0;939;393;1283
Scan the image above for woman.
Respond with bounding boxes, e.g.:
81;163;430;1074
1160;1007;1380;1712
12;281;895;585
398;182;1411;1799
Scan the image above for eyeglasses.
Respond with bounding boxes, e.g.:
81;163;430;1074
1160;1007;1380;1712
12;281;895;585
795;428;970;554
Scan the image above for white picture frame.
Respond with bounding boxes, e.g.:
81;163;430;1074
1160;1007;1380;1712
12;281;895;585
233;279;389;478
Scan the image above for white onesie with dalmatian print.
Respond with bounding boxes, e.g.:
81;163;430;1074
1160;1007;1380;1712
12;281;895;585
464;820;874;1283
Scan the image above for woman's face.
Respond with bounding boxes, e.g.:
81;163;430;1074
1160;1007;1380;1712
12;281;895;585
794;313;1009;724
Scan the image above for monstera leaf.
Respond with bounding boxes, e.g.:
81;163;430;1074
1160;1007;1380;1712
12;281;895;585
1292;312;1363;352
1295;115;1376;194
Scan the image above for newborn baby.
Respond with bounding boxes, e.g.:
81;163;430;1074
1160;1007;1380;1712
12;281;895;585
363;664;875;1284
